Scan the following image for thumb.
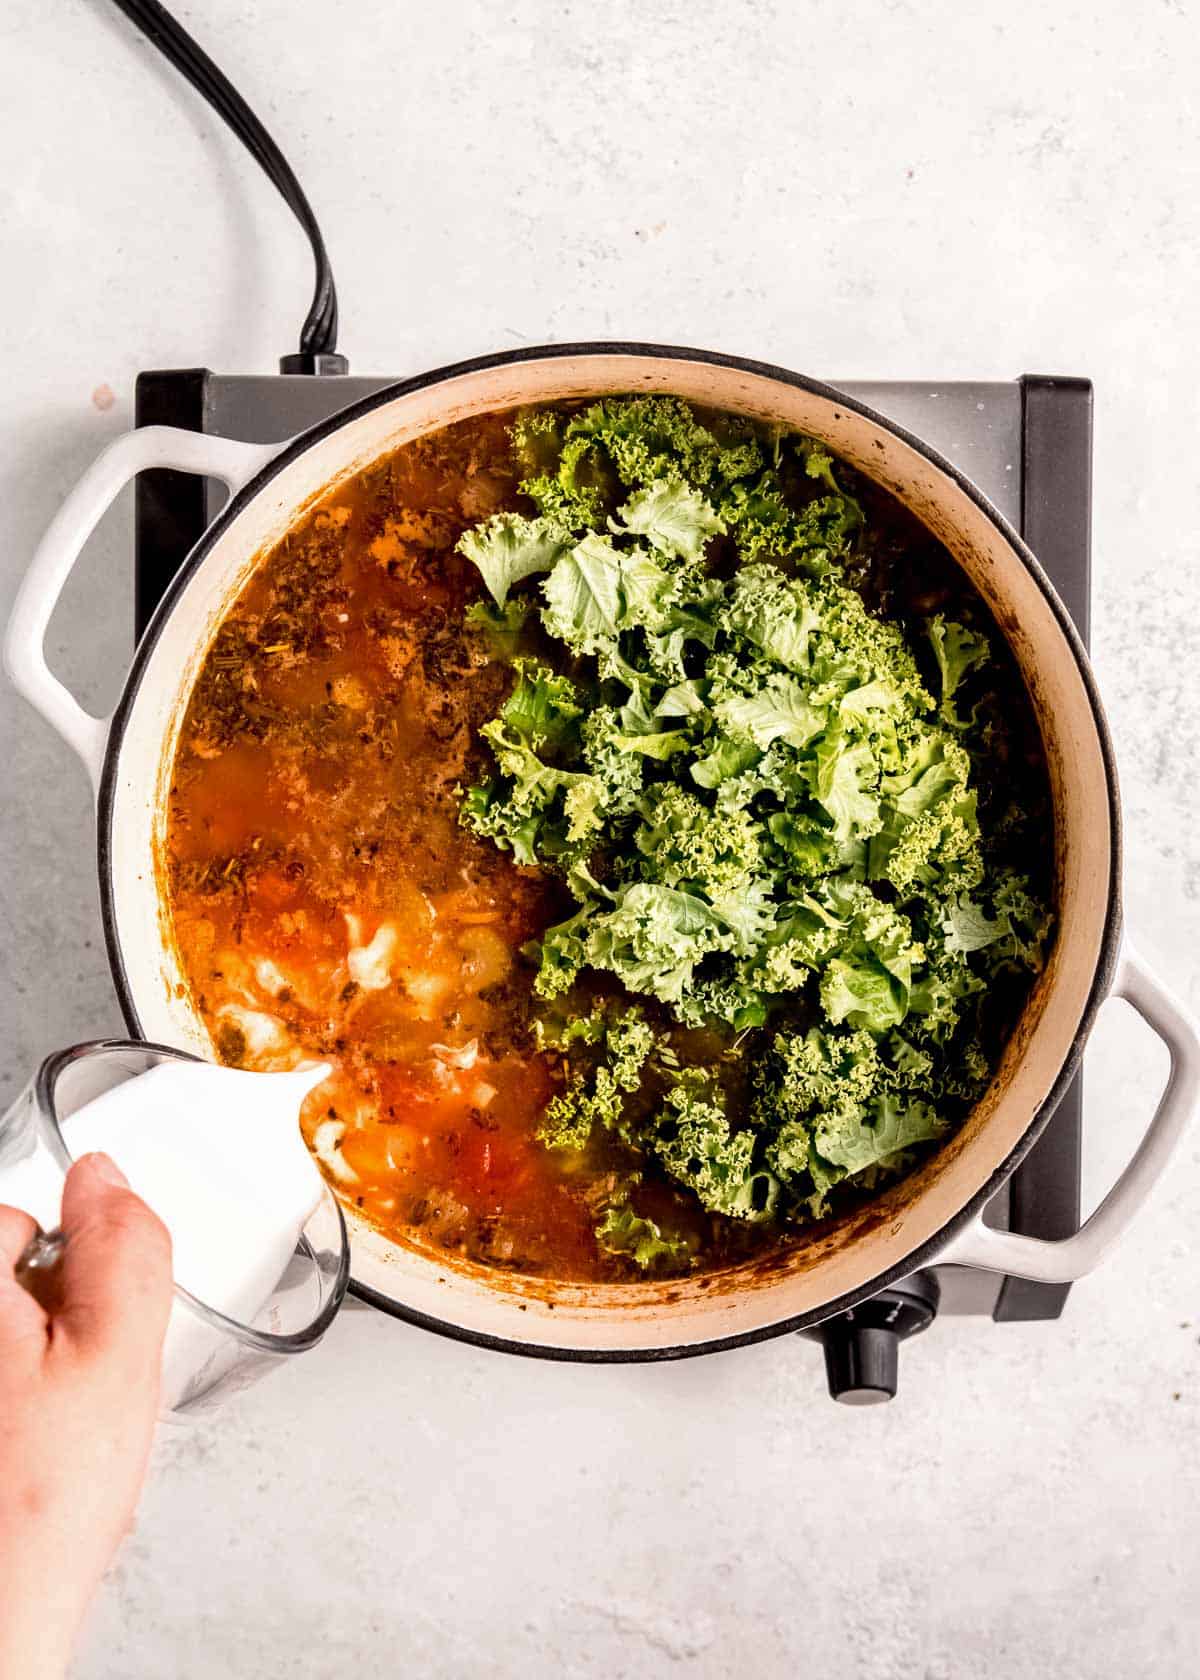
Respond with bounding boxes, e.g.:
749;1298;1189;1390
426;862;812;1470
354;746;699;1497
52;1154;174;1371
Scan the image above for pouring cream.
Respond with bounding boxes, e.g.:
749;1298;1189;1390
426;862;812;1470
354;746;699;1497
0;1057;333;1404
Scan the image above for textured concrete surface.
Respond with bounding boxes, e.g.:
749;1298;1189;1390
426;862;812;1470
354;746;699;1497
2;1;1198;1675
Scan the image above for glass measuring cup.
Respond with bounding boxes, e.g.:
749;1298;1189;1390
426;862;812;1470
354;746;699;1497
0;1040;350;1413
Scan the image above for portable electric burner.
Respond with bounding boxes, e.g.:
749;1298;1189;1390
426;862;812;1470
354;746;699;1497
112;0;1095;1404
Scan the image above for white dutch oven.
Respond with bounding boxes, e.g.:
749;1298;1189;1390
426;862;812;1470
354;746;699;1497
6;345;1198;1360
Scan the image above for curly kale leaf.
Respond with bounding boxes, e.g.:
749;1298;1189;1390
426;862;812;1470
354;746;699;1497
457;513;572;607
463;597;531;658
595;1203;691;1269
498;658;582;750
955;869;1054;974
927;615;990;722
460;662;600;863
537;1003;657;1151
512;411;608;530
714;677;827;751
756;1026;947;1215
564;396;763;493
539;882;735;1005
812;1092;946;1184
540;534;680;660
633;786;763;898
722;563;823;671
610;479;726;562
653;1077;777;1221
579;706;647;817
690;735;763;790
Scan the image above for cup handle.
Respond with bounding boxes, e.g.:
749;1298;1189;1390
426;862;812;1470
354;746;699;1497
938;946;1200;1283
3;427;279;792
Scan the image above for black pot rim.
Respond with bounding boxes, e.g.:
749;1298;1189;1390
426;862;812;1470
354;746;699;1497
97;339;1123;1363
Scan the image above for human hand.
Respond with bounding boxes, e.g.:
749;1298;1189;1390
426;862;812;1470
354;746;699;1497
0;1154;173;1680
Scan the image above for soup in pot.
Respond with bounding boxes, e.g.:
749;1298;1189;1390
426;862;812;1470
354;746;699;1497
164;397;1053;1283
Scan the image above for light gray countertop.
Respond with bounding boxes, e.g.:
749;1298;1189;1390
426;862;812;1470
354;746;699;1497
2;2;1198;1674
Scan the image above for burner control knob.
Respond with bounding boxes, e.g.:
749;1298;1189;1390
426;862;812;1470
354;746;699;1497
802;1273;940;1405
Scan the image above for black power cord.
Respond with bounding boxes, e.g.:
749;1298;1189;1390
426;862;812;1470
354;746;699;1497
110;0;348;375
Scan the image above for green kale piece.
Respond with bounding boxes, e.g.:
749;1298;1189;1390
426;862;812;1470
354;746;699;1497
578;706;648;818
633;785;762;898
797;438;840;494
610;478;726;562
722;563;822;671
457;513;572;607
927;615;990;720
717;476;861;572
714;677;826;750
537;1003;657;1150
905;951;985;1044
813;1093;946;1179
938;893;1008;956
811;725;882;843
463;597;531;658
512;410;607;530
595;1203;691;1269
541;534;676;659
821;952;907;1033
673;976;770;1033
715;477;807;566
756;1026;947;1215
542;882;734;1006
537;1067;623;1150
534;907;591;999
499;658;582;750
690;735;763;790
812;890;924;1032
760;1025;884;1130
510;407;561;471
868;735;982;895
655;677;710;719
592;1005;658;1097
965;869;1054;973
564;396;763;492
654;1077;777;1221
459;662;599;864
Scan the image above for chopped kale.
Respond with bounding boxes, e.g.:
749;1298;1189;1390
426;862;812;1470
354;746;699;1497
455;396;1053;1247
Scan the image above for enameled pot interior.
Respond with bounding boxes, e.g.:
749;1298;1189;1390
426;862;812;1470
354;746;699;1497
103;351;1115;1353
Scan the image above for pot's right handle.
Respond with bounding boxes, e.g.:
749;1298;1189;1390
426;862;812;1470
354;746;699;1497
940;947;1199;1283
3;426;279;792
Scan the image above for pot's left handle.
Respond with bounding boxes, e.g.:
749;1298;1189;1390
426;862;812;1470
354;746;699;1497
3;427;280;793
938;947;1199;1284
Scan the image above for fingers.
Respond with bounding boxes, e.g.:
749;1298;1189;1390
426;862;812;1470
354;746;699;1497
0;1204;39;1272
51;1155;174;1372
0;1203;49;1350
